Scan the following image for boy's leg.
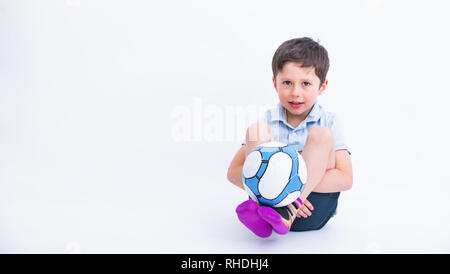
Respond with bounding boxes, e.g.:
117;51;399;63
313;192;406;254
298;126;335;202
245;122;274;156
257;126;335;234
236;123;274;238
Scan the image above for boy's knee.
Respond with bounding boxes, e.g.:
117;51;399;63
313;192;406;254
246;122;274;143
307;126;334;145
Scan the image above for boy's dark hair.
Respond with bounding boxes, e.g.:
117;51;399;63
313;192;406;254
272;37;329;85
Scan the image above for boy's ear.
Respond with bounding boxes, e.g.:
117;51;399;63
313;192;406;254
318;79;328;95
272;77;277;90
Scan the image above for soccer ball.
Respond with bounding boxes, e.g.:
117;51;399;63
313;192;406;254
242;141;307;207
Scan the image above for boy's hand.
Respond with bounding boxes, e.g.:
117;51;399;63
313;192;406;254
296;199;314;218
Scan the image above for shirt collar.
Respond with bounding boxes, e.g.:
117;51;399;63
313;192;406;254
271;101;321;125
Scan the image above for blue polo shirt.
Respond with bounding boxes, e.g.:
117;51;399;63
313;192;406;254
242;101;351;154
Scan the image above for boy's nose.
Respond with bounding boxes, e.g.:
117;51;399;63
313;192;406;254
291;85;303;97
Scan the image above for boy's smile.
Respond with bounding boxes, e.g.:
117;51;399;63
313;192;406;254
288;101;304;109
272;61;328;127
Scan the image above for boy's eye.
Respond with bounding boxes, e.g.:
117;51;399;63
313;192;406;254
302;81;311;87
283;81;292;86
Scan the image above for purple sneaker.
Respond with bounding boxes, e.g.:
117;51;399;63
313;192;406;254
235;200;272;238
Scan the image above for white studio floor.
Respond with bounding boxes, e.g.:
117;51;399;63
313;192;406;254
1;136;450;254
1;171;449;253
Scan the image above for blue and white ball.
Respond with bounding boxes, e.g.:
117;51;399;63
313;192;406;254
242;141;307;207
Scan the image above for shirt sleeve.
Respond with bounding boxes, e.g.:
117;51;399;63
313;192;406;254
330;115;351;155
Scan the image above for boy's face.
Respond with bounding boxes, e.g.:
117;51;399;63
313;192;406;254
272;61;328;122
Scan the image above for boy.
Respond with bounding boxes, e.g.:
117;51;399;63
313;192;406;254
227;37;353;238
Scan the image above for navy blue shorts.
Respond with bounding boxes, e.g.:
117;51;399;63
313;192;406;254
290;192;340;232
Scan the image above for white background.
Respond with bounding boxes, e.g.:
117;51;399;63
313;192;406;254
1;0;450;253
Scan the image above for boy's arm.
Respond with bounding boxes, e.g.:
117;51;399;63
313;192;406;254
227;145;246;190
312;150;353;193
